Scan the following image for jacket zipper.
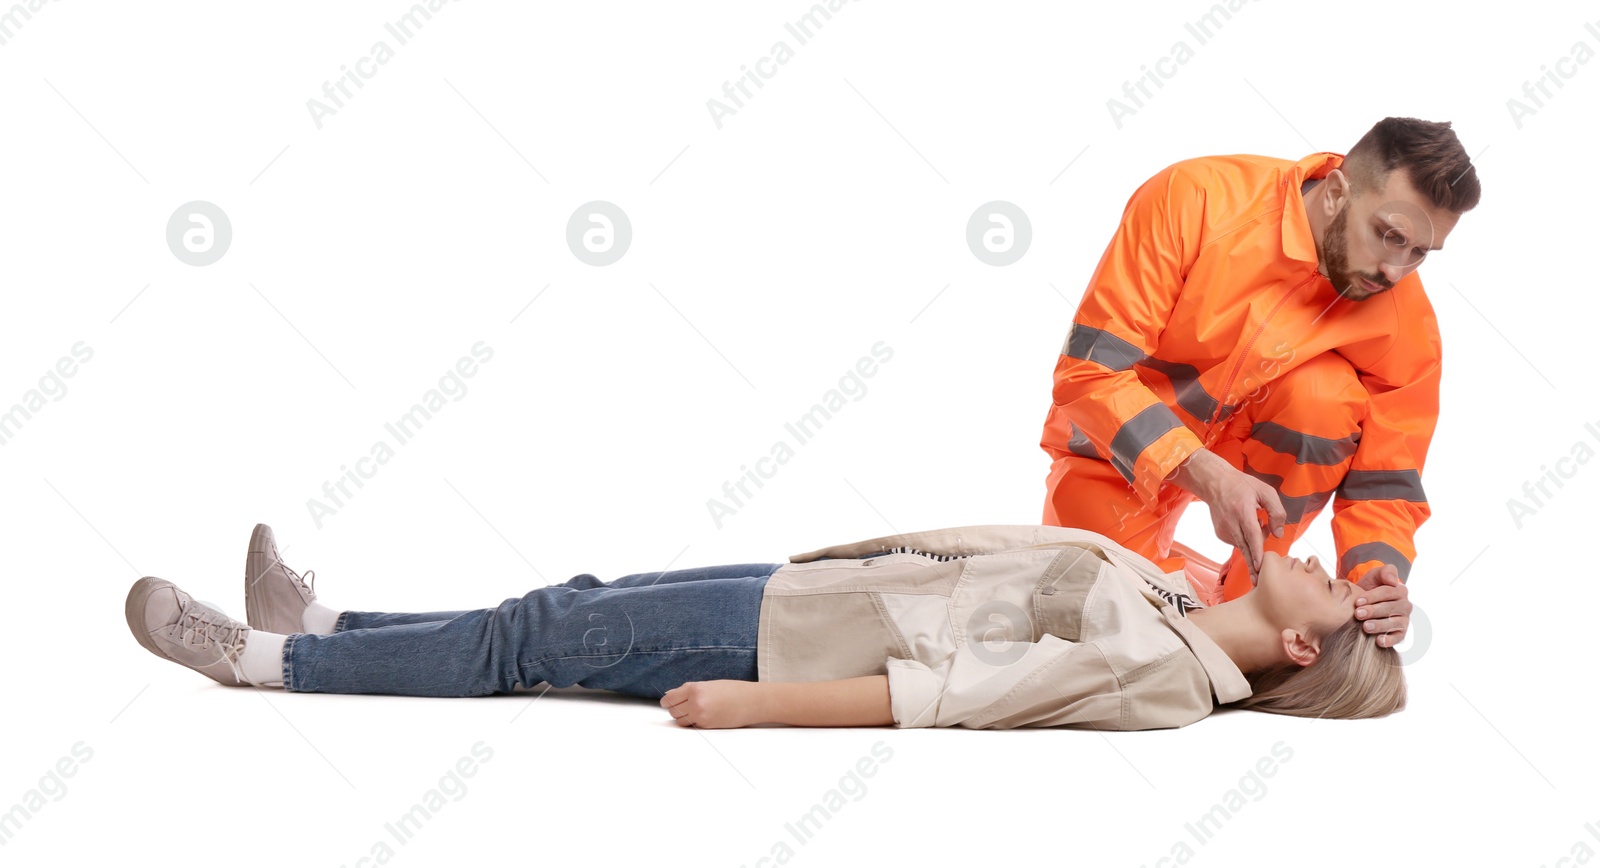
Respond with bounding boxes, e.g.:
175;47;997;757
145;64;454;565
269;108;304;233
1202;269;1323;442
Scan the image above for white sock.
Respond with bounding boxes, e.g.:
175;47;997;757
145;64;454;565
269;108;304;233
301;602;343;635
238;630;287;687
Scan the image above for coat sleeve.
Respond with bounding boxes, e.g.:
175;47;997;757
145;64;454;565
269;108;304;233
884;634;1129;730
1330;288;1441;583
1047;161;1208;508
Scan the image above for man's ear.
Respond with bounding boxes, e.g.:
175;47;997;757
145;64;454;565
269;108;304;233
1281;627;1321;667
1321;168;1351;216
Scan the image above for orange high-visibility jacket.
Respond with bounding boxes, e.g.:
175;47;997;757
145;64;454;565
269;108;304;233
1041;152;1439;583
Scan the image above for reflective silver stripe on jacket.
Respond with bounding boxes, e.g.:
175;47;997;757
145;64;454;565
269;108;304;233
1137;355;1233;425
1339;541;1412;582
1250;420;1360;466
1338;469;1426;502
1239;457;1338;525
1062;322;1143;371
1067;423;1104;459
1108;403;1185;483
1063;324;1236;424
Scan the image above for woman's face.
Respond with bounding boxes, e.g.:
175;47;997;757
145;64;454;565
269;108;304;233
1256;550;1360;642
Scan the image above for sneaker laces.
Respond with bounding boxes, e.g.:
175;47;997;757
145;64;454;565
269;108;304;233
175;598;250;680
278;557;316;598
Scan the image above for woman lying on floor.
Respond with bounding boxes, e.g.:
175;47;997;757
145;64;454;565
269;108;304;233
125;522;1403;730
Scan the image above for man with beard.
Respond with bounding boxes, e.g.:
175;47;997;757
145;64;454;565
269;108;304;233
1038;117;1482;650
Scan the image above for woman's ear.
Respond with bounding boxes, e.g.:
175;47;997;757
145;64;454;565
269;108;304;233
1280;627;1321;668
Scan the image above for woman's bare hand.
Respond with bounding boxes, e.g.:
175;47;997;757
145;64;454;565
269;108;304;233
660;680;763;729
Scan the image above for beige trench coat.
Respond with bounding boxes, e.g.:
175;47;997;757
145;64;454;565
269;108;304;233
756;525;1253;730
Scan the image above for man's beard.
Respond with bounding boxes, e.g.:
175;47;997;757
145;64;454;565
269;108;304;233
1318;205;1385;301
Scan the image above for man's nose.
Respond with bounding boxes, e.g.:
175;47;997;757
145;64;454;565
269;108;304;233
1377;261;1408;286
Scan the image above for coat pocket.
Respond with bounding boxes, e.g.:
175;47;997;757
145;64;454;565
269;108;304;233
1034;546;1117;642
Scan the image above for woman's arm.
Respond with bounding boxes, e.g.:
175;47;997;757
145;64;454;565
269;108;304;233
660;676;893;729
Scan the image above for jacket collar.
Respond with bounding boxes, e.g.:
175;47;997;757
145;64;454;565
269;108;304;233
1097;546;1254;705
1158;605;1254;704
1281;151;1346;265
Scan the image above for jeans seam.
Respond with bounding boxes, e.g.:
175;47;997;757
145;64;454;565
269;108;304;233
333;610;353;633
281;632;299;689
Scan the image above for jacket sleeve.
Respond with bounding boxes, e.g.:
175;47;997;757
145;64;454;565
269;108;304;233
1049;161;1208;508
1330;288;1441;583
884;634;1128;730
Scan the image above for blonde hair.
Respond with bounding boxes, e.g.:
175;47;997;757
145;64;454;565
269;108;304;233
1226;619;1406;719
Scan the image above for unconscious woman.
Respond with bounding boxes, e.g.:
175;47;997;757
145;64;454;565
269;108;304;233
124;522;1404;730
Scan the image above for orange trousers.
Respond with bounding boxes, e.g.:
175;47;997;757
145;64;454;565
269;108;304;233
1043;351;1369;604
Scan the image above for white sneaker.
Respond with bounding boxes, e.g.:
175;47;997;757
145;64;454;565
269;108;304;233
126;577;252;686
244;523;317;636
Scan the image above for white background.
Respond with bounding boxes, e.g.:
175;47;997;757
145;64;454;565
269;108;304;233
1;1;1592;865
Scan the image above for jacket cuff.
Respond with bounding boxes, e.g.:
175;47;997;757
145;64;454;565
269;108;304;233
1133;427;1204;507
885;658;941;728
1338;540;1414;583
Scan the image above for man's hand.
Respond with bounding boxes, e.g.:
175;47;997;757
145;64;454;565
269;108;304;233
1173;450;1286;585
1354;563;1410;648
660;680;760;729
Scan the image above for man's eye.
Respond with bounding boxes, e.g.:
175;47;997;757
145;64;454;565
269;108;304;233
1378;227;1427;258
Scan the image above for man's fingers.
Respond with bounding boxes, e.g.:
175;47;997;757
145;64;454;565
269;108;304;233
1365;566;1401;588
1261;489;1287;537
1380;625;1410;648
1361;615;1407;637
1356;563;1406;591
1356;577;1409;606
1360;614;1406;632
1355;585;1404;605
1356;600;1408;620
1240;517;1263;576
1227;527;1250;581
1356;565;1386;591
1356;600;1409;620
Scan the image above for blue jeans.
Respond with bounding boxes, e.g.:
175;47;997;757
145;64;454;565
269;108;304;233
281;563;781;698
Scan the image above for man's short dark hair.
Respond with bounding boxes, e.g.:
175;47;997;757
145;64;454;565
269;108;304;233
1343;117;1482;215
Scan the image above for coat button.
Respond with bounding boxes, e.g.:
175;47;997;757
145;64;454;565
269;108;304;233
1041;587;1055;595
